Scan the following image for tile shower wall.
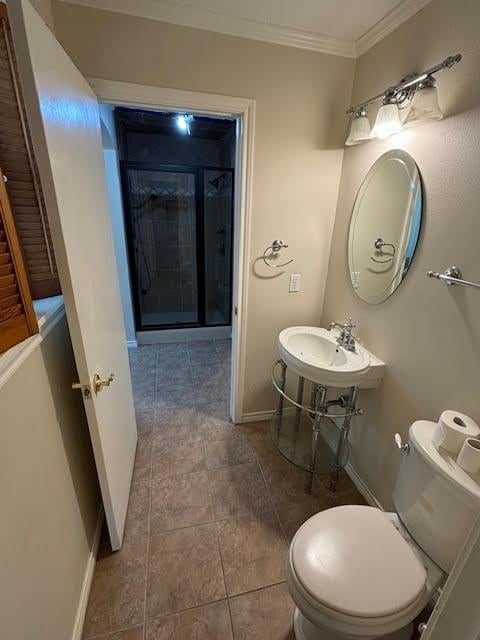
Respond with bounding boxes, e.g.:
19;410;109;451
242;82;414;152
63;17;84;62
128;170;198;326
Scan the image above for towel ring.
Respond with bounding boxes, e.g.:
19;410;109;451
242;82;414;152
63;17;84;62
370;237;396;264
262;240;293;268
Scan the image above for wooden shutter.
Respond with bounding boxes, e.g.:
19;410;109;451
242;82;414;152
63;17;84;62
0;165;38;354
0;4;61;299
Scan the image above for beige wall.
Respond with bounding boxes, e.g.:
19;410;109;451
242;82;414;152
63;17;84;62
28;0;55;30
0;317;100;640
52;2;355;415
322;0;480;507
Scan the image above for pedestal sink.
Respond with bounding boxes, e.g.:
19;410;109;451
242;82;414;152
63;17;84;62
273;325;385;493
278;326;385;389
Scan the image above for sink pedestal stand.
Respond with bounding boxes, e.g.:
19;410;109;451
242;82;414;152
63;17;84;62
329;386;359;492
271;359;363;493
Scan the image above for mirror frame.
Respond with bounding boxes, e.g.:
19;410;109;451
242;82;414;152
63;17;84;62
347;149;423;305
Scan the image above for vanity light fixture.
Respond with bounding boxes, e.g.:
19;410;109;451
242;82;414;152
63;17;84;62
345;108;371;146
345;54;461;145
370;94;403;139
404;76;443;127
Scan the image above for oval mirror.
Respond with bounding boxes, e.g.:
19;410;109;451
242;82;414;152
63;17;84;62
348;149;423;304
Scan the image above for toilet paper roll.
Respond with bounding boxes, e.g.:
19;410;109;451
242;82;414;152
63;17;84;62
457;438;480;475
431;410;480;455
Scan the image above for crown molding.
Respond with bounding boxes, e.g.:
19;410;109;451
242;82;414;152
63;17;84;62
355;0;433;56
59;0;356;58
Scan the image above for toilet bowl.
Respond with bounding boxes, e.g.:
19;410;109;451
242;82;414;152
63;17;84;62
286;420;480;640
286;505;442;640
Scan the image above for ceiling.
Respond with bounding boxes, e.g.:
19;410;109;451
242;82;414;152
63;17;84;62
59;0;433;57
156;0;404;42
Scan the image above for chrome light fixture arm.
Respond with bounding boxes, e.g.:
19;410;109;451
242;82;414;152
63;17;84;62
346;54;462;116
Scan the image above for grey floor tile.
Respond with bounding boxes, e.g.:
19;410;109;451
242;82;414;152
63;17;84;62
205;433;255;468
189;361;224;385
129;347;157;380
229;583;295;640
259;454;322;508
194;383;230;409
156;366;192;390
146;523;226;618
239;421;277;460
123;480;150;544
145;600;232;640
132;434;152;483
90;626;144;640
152;435;206;479
214;338;232;359
135;408;155;436
197;402;234;440
217;511;287;596
83;540;148;638
187;340;221;366
157;342;188;356
209;462;272;519
153;407;198;441
275;498;320;544
155;383;195;410
192;365;229;404
157;348;190;371
150;470;213;534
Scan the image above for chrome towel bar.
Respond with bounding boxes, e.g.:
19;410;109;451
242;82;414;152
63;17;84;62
427;266;480;290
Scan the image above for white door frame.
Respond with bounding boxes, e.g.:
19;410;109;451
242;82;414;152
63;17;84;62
88;78;255;423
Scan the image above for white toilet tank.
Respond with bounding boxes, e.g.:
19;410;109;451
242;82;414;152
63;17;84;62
393;420;480;573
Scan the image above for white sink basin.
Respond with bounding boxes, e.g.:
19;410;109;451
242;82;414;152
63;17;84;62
278;326;385;389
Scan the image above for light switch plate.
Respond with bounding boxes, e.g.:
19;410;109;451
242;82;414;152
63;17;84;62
289;274;301;293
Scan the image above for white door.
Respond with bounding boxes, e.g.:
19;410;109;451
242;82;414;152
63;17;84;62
9;0;137;550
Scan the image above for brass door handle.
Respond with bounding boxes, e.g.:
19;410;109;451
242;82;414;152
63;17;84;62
93;372;114;394
72;382;91;398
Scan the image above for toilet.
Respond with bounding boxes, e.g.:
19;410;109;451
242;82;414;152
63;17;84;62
286;420;480;640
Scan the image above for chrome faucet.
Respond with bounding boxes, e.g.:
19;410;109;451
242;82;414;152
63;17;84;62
327;317;359;352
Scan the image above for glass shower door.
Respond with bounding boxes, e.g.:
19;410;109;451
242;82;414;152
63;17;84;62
125;168;199;328
203;170;234;326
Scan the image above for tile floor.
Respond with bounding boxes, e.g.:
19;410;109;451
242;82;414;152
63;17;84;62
83;338;365;639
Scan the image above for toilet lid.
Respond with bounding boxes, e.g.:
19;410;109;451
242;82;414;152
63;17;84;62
291;505;427;618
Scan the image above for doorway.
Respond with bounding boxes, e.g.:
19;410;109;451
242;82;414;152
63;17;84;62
115;108;236;332
92;78;255;425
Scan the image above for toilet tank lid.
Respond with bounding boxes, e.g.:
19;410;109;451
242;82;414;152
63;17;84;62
291;505;427;618
409;421;480;504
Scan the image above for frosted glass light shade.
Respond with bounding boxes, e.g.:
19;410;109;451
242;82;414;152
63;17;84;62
404;86;443;127
370;103;403;139
346;115;371;146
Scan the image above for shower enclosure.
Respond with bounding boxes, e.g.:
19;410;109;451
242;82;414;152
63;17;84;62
116;109;235;331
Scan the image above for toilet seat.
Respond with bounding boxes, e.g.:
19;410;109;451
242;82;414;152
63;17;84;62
287;505;434;638
291;505;427;619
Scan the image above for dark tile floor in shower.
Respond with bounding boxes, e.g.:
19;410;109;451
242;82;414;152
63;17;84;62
82;339;365;639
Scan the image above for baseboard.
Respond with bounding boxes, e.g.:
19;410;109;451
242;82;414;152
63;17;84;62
126;339;138;348
71;505;104;640
137;326;231;344
239;406;299;423
238;409;274;423
344;460;383;509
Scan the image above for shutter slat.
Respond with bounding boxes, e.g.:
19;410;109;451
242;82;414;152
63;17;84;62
0;161;38;353
0;6;61;300
0;273;15;288
0;292;19;310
